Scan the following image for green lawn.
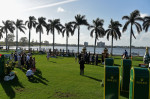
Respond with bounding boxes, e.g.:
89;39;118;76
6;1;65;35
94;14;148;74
0;54;143;99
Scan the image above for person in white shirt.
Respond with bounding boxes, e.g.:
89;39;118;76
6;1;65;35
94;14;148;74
26;68;34;80
26;54;30;62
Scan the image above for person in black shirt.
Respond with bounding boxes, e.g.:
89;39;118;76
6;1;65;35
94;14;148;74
95;54;98;65
79;57;85;75
92;54;95;65
78;53;81;62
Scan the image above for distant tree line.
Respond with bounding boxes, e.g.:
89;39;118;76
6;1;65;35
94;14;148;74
0;34;49;46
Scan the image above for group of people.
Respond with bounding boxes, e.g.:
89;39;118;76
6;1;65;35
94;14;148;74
6;51;36;80
11;51;36;71
77;52;99;75
77;52;99;65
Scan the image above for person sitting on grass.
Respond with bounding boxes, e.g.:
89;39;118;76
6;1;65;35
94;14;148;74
26;68;34;80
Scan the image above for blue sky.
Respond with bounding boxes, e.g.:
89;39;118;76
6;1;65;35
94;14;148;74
0;0;150;47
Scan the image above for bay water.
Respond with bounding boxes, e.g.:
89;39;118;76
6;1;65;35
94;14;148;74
2;46;148;56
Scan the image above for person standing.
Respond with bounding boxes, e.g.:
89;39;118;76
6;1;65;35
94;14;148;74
79;57;85;75
95;54;98;65
29;56;33;68
46;52;50;61
14;53;17;62
32;57;36;72
92;54;95;65
17;54;21;68
87;54;89;64
75;53;77;62
10;53;14;61
123;50;129;59
78;53;81;62
21;54;25;69
124;50;128;58
26;54;30;69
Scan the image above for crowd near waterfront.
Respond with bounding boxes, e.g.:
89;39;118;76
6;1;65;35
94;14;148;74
2;45;148;56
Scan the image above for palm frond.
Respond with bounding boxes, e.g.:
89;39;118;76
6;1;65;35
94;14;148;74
106;31;111;40
143;16;150;32
122;16;130;20
122;21;130;32
134;17;143;22
134;22;142;33
90;29;95;38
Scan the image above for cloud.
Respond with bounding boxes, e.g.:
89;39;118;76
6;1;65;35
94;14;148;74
25;0;77;11
57;7;65;13
141;13;149;18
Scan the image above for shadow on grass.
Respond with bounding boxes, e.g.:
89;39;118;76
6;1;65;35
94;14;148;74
28;76;48;85
1;76;24;99
114;64;120;66
83;75;102;82
85;63;105;68
49;61;56;63
120;91;129;98
22;68;48;85
34;69;49;82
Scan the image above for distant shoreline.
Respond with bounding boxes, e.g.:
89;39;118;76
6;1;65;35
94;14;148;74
0;44;147;49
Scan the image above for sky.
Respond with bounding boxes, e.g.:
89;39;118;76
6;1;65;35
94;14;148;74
0;0;150;47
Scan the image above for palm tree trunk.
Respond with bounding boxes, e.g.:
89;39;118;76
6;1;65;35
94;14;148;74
53;28;55;54
66;32;68;55
39;32;41;51
94;35;96;55
6;32;7;50
111;35;113;56
130;25;132;57
16;28;18;50
78;26;80;54
28;29;31;51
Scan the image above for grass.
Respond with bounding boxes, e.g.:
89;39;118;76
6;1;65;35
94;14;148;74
0;54;143;99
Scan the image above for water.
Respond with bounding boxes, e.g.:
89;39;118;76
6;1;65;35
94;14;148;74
2;46;148;56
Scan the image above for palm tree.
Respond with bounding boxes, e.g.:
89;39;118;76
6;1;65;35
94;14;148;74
47;19;62;53
88;18;105;55
13;19;26;50
0;20;15;50
25;16;37;51
143;16;150;32
36;17;47;51
105;19;122;56
62;22;74;54
122;10;143;56
72;14;89;54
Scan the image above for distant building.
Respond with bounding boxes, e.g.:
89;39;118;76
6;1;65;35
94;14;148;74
97;41;105;47
84;42;88;47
